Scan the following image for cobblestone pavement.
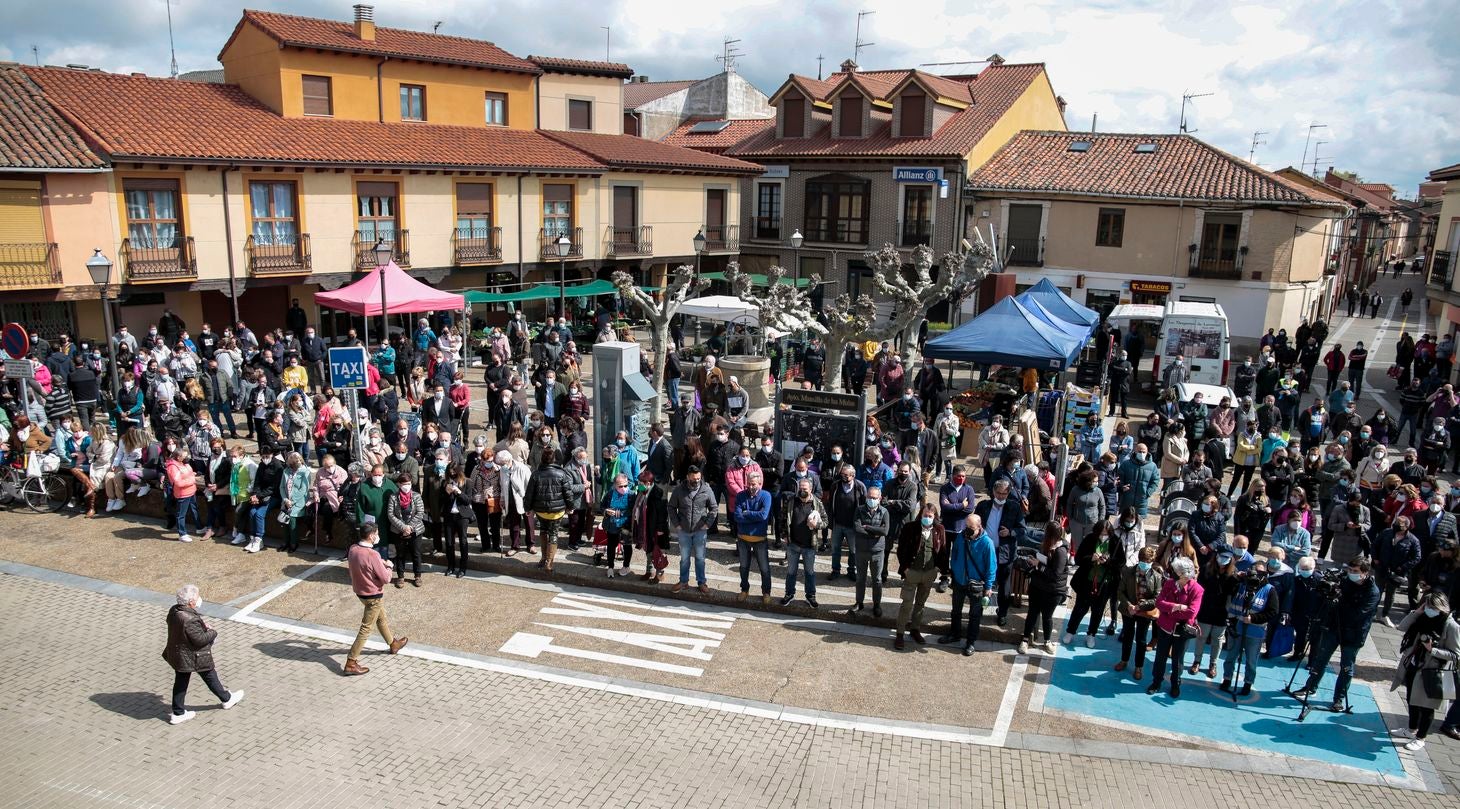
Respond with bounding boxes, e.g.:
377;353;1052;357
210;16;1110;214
1;567;1458;809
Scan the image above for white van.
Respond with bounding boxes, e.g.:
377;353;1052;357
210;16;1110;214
1108;300;1232;401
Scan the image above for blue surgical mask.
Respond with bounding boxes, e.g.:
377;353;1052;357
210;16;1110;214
1137;561;1152;573
616;438;626;448
920;516;934;527
1297;568;1313;578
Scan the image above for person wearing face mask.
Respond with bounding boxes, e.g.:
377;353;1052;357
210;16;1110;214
384;440;421;493
278;452;314;553
420;382;460;441
162;583;245;723
669;465;718;594
1116;442;1160;519
386;471;427;587
975;414;1008;492
526;448;576;573
1354;443;1390;508
560;449;595;552
1294;557;1381;711
422;450;455;558
1373;514;1423;627
721;443;763;534
1320;488;1369;564
844;483;890;616
1420;417;1451;475
1391;592;1460;751
975;478;1027;627
492;394;527;446
1145;556;1203;699
354;463;399;560
468;449;503;554
1107;422;1134;468
598;472;638;576
1113;546;1163;681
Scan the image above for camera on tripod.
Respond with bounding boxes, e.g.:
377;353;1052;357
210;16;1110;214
1309;567;1345;603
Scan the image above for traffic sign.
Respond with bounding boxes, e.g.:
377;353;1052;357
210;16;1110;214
329;346;368;389
2;323;29;359
4;358;34;379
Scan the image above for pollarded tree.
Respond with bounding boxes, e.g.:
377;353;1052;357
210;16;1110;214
864;239;996;364
722;262;828;344
611;264;709;414
820;291;880;392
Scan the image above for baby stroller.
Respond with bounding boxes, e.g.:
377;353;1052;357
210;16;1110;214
1158;479;1196;539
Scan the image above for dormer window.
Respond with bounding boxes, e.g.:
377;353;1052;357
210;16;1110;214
838;94;863;137
897;90;925;137
782;94;805;138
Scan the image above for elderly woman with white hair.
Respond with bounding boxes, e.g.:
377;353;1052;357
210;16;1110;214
495;449;534;556
1146;556;1204;700
280;452;315;553
162;583;243;725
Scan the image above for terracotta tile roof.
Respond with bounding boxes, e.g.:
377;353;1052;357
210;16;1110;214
224;10;540;74
624;79;696;109
541;129;763;175
1430;163;1460;182
25;67;601;172
660;118;774;153
730;63;1047;159
969;131;1347;207
0;65;106;170
1323;171;1400;211
528;56;634;79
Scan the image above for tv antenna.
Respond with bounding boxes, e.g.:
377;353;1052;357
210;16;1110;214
1310;141;1329;177
1299;122;1327;177
30;45;39;66
601;26;611;61
854;10;875;64
433;21;443;34
165;0;179;78
1178;90;1212;133
716;37;743;73
1248;130;1267;163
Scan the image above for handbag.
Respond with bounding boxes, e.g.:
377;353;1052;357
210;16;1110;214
965;580;986;600
1174;620;1200;639
1269;624;1296;658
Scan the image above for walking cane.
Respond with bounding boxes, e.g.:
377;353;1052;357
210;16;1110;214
313;500;320;556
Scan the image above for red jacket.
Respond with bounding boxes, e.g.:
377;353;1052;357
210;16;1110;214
348;542;391;597
165;459;197;499
1155;577;1203;635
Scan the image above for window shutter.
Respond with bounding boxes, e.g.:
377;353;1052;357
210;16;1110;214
898;92;925;137
0;180;45;243
456;183;492;216
783;97;804;137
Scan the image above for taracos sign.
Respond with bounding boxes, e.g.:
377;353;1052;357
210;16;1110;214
893;166;943;183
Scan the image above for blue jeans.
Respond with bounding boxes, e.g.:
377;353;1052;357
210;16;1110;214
209;402;236;434
829;525;856;574
677;529;708;586
247;494;280;538
175;495;197;539
667;377;680;407
785;543;817;599
1222;630;1264;686
737;538;771;595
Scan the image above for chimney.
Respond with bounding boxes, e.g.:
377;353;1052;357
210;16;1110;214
986;53;1005;66
840;58;858;73
634;75;650;83
353;5;376;42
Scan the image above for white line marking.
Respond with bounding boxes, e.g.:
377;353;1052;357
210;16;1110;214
231;558;344;620
501;631;707;676
989;655;1027;746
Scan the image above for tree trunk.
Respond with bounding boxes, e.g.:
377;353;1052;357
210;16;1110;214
648;319;670;417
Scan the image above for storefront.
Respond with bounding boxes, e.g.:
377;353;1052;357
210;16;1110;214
1129;279;1172;306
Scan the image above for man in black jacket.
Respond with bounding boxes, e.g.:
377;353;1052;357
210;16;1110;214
801;337;826;390
882;461;920;583
421;382;459;439
1294;557;1380;712
975;481;1027;626
1398;379;1427;448
1107;351;1133;418
704;425;740;534
914;358;946;422
1232;356;1257;402
646;423;675;484
67;364;100;429
778;457;822;552
300;326;327;392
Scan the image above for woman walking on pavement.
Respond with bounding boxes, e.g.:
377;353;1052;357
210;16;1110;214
163;583;244;724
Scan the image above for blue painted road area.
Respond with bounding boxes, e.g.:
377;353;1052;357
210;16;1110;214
1043;628;1405;777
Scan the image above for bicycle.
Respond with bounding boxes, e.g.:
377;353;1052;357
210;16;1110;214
0;464;74;513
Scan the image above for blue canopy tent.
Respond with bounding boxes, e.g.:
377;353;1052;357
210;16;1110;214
1022;295;1096;345
923;296;1084;369
1016;278;1098;328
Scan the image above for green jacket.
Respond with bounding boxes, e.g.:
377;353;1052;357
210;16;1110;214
355;478;399;539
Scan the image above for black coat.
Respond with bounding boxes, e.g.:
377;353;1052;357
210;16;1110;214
162;604;216;673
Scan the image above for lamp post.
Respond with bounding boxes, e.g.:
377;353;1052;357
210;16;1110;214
86;248;120;404
693;228;707;277
374;238;393;343
790;228;804;284
556;233;572;327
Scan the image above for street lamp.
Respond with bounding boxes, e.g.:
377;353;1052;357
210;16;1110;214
374;238;392;343
693;229;707;277
556;233;572;327
789;228;804;284
86;248;120;404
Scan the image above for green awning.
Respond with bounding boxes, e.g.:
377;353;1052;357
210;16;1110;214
463;284;560;304
561;279;617;296
699;271;728;282
700;272;813;288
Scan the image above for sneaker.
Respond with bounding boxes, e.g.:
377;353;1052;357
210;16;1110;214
1405;738;1426;752
1061;632;1074;645
1382;616;1396;628
137;484;151;497
247;537;263;553
779;594;795;607
806;597;819;609
1105;624;1116;637
618;567;632;577
169;710;196;725
607;568;617;579
1084;635;1095;649
221;690;245;710
178;534;192;543
1042;641;1057;655
126;484;139;495
1391;727;1413;738
1292;686;1316;698
231;532;247;545
1145;684;1159;696
1017;640;1030;655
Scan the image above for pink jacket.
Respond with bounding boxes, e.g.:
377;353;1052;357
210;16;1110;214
1154;577;1203;635
724;460;762;503
348;542;391;597
165;459;198;499
365;363;381;396
313;463;348;510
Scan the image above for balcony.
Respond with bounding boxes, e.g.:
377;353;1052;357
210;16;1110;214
538;227;584;261
604;225;652;258
702;223;739;253
897;219;933;248
453;226;503;265
1190;255;1241;280
752;217;782;241
245;234;311;276
1005;235;1043;267
0;242;61;289
353;230;410;270
121;236;196;281
1431;251;1454;290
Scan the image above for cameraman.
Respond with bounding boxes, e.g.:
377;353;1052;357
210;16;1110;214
1294;557;1381;712
1220;557;1280;696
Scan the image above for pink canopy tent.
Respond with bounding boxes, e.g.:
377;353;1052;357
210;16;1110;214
314;261;465;315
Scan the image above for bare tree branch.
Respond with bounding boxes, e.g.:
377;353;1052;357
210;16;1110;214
611;265;708;414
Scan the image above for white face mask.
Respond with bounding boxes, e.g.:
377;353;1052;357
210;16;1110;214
400;484;412;493
371;475;383;486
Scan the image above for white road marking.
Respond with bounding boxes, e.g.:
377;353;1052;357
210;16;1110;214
501;631;708;676
231;558;344;620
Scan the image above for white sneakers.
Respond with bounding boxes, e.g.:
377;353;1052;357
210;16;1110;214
231;532;247;546
1017;640;1030;655
606;567;617;578
125;484;139;495
136;484;151;497
222;690;245;710
1042;641;1057;654
1085;636;1096;649
245;537;263;553
1406;738;1426;751
178;534;193;543
106;498;128;512
1061;632;1074;645
1383;617;1396;628
169;710;196;725
617;567;632;577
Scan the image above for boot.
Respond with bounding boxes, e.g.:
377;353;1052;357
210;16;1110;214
388;636;409;654
343;659;369;676
84;489;96;517
543;541;557;573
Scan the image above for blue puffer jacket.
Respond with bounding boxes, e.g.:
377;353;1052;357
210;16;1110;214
733;489;773;537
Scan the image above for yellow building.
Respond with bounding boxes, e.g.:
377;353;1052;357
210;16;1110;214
1423;162;1460;334
7;7;760;340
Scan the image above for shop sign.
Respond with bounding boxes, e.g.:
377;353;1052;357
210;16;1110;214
1129;280;1172;295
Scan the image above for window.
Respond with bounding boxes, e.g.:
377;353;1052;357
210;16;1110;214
399;84;426;121
542;184;573;236
705;188;727;245
1096;207;1125;248
568;99;592;131
357;181;399;243
1067;140;1092;152
803;175;869;244
900;186;933;247
301;75;332;116
838;94;863;137
755;183;782;240
249;181;298;245
623;112;640;137
484;92;507;126
848;260;873;299
123;179;181;248
612;186;638;231
1198;213;1241;275
455;183;493;236
782;96;805;138
897;91;925;137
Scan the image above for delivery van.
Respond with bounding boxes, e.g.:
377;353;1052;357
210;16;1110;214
1153;301;1230;388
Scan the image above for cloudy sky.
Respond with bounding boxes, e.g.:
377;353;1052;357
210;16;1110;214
3;0;1456;192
